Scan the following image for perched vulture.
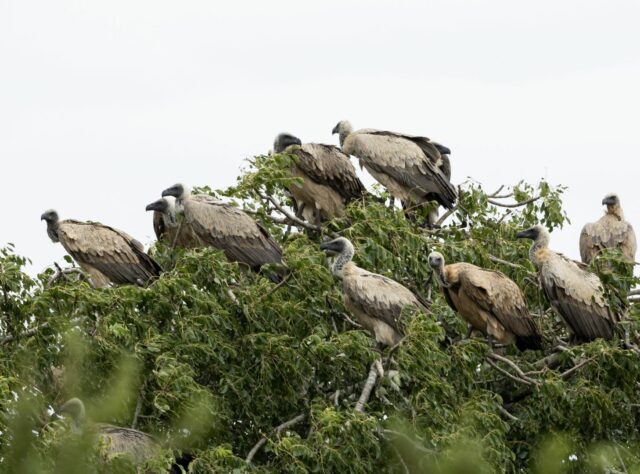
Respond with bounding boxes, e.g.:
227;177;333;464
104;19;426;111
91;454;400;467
428;252;542;350
517;225;620;342
161;184;282;270
272;133;367;224
331;120;456;225
320;237;428;347
579;193;636;264
145;196;202;248
58;398;159;465
41;210;161;288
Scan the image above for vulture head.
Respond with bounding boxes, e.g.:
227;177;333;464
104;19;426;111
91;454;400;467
41;209;61;242
428;251;450;287
145;196;178;226
273;133;302;154
516;225;550;245
58;397;86;433
602;193;619;207
432;142;452;156
162;183;190;202
320;237;355;278
332;121;353;147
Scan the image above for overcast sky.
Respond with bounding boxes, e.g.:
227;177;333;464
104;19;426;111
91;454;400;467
1;0;639;274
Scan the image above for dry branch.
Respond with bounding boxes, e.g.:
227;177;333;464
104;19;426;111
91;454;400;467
486;353;540;387
355;361;380;413
257;191;322;233
488;196;541;208
245;413;307;464
1;322;50;345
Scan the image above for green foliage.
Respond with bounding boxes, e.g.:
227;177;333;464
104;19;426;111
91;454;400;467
0;156;639;473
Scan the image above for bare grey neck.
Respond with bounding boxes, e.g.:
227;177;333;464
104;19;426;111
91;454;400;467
339;124;353;148
529;233;550;267
332;246;354;279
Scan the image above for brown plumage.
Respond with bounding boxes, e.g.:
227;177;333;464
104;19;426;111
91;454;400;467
273;133;367;224
428;252;542;350
41;210;161;288
332;121;456;224
145;196;202;248
517;225;620;342
58;398;158;465
161;184;282;270
579;193;636;264
320;237;428;347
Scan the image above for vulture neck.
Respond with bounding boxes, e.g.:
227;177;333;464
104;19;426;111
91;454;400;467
433;265;451;288
338;125;353;148
331;246;355;279
529;233;550;268
46;222;60;243
606;204;624;220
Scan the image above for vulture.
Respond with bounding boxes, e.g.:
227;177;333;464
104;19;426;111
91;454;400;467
320;237;428;347
161;184;282;271
272;133;367;224
331;120;456;225
517;225;620;342
428;252;542;350
41;210;161;288
579;193;636;264
58;398;159;465
145;196;202;248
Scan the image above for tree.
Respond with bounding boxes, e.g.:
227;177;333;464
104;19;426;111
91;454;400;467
0;153;638;473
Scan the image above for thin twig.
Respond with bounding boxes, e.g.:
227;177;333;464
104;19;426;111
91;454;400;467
435;206;457;227
487;185;505;198
497;405;519;422
171;220;183;250
131;383;146;429
381;429;434;455
488;196;541;208
486;358;538;387
257;191;322;233
355;361;380;413
257;273;292;302
488;255;533;275
560;356;596;379
245;413;307;464
341;313;362;328
487;353;540;386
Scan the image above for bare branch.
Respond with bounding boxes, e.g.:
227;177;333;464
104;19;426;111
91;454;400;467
486;353;540;387
355;360;380;413
560;356;596;379
497;405;519;422
257;191;322;233
257;273;292;302
245;413;307;464
1;322;50;345
435;206;457;227
488;196;541;208
46;263;85;287
488;255;535;277
487;185;505;198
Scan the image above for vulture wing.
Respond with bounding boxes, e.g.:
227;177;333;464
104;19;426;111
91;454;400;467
457;265;542;350
580;215;636;263
343;267;428;335
288;144;367;201
57;221;161;286
98;424;158;463
541;253;618;341
344;131;457;208
183;198;282;268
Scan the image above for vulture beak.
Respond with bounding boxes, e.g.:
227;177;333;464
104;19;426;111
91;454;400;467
145;199;167;213
516;229;534;240
331;124;340;135
40;213;47;221
602;196;616;206
320;240;340;254
162;185;182;198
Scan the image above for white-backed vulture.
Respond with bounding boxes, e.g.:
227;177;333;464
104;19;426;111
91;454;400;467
272;133;367;224
58;398;158;465
579;193;636;264
517;225;620;342
331;120;456;225
320;237;429;347
41;210;161;288
428;252;542;350
161;184;282;270
145;196;202;248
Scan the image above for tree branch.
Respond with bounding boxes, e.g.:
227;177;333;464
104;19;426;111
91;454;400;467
245;413;307;464
486;353;540;387
355;360;380;413
257;191;322;233
488;196;541;208
560;356;596;379
1;322;50;345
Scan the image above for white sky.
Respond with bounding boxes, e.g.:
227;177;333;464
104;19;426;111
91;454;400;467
1;0;639;274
